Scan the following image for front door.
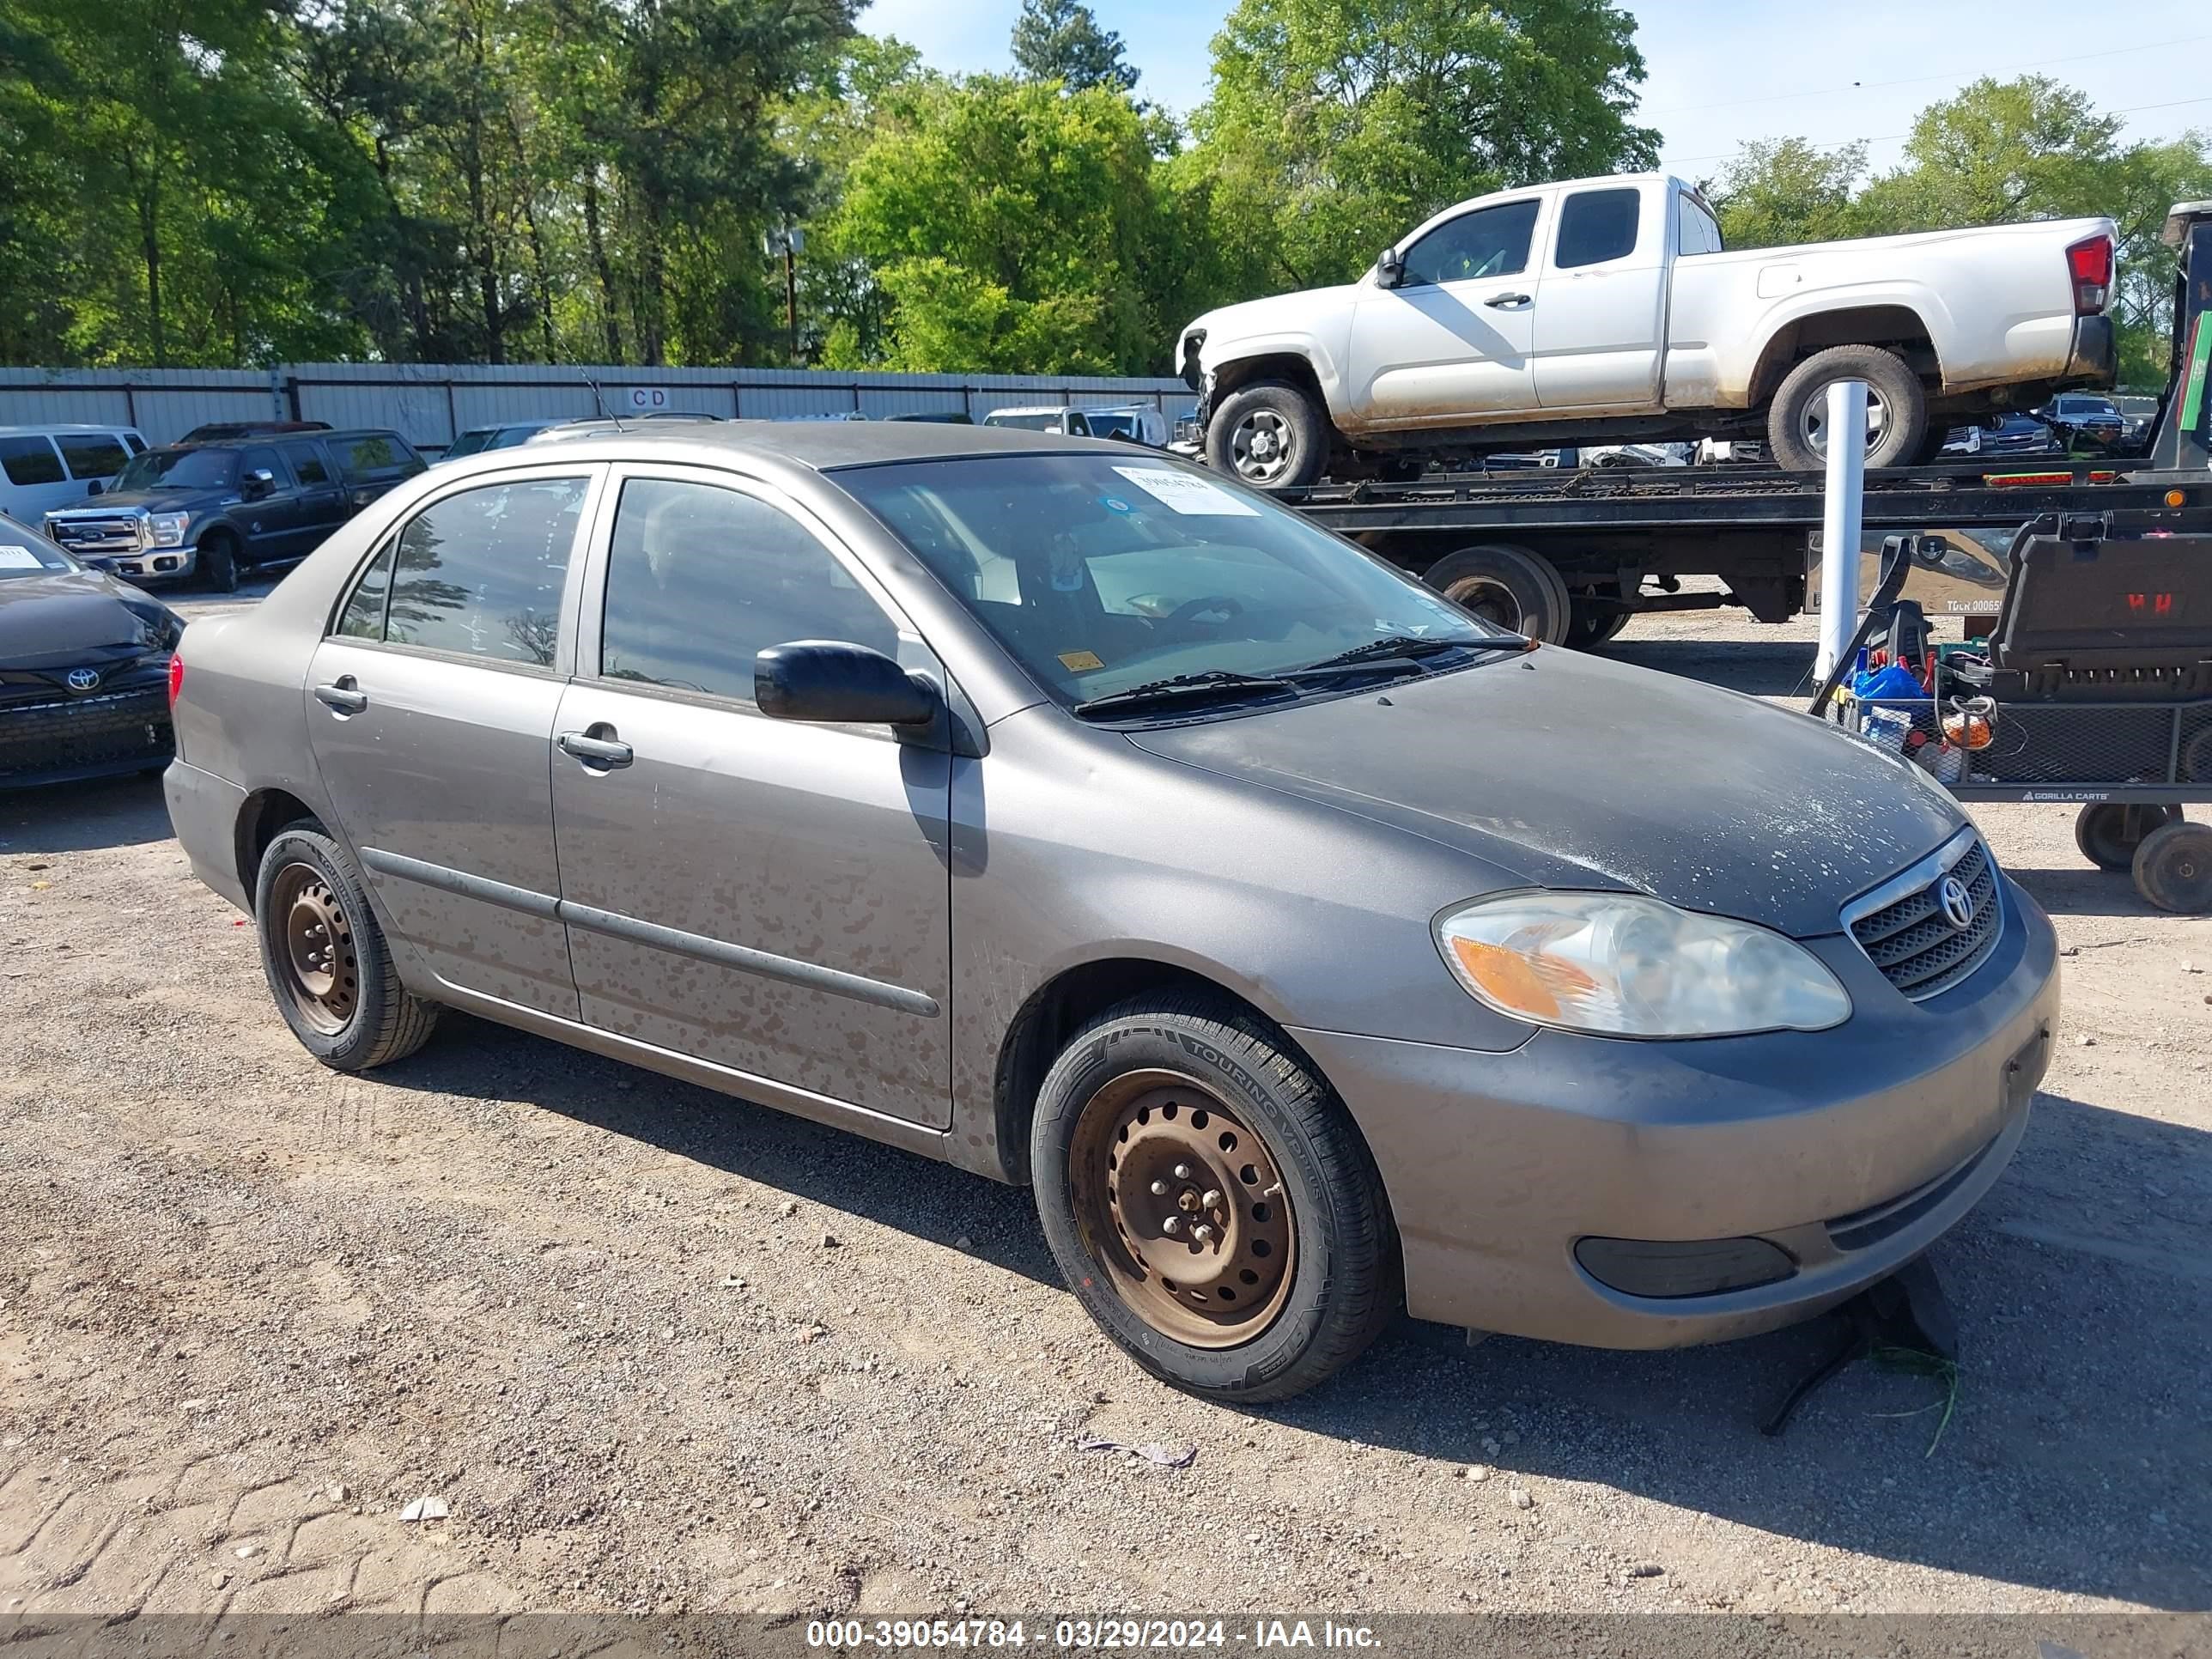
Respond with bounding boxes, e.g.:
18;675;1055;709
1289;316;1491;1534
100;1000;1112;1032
234;445;302;568
1533;184;1667;412
1345;196;1547;428
281;439;350;555
303;465;598;1017
550;469;954;1127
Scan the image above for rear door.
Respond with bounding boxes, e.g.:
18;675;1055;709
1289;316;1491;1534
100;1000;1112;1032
1532;182;1667;411
549;465;954;1127
1345;196;1547;427
281;439;349;552
304;464;599;1017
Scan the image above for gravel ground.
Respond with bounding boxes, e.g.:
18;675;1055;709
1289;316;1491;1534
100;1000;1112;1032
1;586;2207;1621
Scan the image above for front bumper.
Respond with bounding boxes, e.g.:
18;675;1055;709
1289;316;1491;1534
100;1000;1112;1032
0;676;173;789
1291;873;2060;1349
82;544;199;583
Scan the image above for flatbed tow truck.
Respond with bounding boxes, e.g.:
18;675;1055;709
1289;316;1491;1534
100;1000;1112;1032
1268;199;2212;649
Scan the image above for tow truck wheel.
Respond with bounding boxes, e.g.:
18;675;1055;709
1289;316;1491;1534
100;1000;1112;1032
2131;819;2212;915
2074;801;2180;872
1564;585;1634;649
1424;544;1571;644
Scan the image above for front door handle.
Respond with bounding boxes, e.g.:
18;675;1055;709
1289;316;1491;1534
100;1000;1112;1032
1485;291;1533;308
558;729;634;769
313;678;368;715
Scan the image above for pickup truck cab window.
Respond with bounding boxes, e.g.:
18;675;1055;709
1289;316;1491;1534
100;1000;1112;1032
1674;191;1723;256
1555;188;1640;269
1399;198;1540;287
283;441;334;485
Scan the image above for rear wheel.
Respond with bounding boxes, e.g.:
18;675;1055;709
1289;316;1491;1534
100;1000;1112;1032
1030;997;1399;1403
2132;819;2212;914
1767;345;1928;471
1423;543;1571;643
1563;585;1634;649
198;530;240;594
2074;801;2180;872
254;821;439;1070
1205;380;1328;490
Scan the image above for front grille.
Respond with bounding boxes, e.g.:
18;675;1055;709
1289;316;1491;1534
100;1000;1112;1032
0;682;170;779
46;515;144;552
1847;836;2002;1000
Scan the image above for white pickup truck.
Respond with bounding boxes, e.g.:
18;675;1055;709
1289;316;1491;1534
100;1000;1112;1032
1176;173;2118;486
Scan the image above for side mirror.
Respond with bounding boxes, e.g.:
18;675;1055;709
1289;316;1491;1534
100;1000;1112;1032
85;479;103;496
1376;246;1405;289
757;640;939;727
242;468;276;499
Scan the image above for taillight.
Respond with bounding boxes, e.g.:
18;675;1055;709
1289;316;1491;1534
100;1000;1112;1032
167;653;185;708
2067;233;2113;314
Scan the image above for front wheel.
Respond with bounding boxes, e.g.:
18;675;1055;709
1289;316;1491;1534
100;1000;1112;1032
197;531;240;594
1030;997;1400;1403
254;821;440;1070
1204;380;1328;490
1766;344;1928;471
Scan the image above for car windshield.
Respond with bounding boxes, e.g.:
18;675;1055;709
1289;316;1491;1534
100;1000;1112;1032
0;524;78;578
444;428;501;459
112;447;238;492
836;453;1507;713
985;412;1064;432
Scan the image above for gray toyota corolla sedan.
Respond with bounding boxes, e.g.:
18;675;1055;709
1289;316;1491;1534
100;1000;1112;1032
162;423;2057;1401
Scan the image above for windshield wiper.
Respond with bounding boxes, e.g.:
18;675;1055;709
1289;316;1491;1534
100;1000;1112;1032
1291;635;1480;675
1072;670;1296;720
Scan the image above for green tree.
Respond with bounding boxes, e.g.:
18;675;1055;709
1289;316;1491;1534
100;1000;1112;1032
1707;138;1869;251
1011;0;1138;95
833;75;1162;373
1181;0;1658;293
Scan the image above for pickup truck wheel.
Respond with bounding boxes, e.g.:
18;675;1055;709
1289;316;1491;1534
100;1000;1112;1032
198;530;241;594
1424;544;1571;643
1206;380;1327;489
1767;345;1927;471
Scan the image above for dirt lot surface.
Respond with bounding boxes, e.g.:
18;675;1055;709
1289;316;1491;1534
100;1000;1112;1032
2;590;2207;1623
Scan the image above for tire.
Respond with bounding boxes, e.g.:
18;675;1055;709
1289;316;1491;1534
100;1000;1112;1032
1030;995;1400;1404
253;820;440;1070
1563;585;1634;649
198;530;240;594
1423;543;1571;643
2074;801;2180;872
2131;819;2212;915
1205;380;1328;490
1909;425;1955;465
1766;345;1928;472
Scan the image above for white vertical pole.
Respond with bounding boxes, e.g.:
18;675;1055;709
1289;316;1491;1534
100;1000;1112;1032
1814;379;1869;680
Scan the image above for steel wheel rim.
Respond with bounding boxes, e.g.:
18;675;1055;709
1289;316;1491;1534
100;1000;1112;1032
1443;574;1523;632
1800;385;1891;458
1229;410;1294;483
270;861;359;1036
1066;1069;1297;1349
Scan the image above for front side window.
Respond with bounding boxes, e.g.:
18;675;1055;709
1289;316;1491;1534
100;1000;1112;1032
240;446;289;489
112;447;237;492
838;454;1497;713
1400;199;1541;287
56;434;129;479
1555;189;1642;269
0;435;64;487
598;478;897;702
382;477;586;665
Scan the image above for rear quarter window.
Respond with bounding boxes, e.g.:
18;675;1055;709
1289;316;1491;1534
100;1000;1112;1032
336;433;425;481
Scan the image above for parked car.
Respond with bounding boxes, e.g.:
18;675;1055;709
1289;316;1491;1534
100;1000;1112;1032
0;520;182;788
982;406;1095;436
1578;441;1692;467
527;413;724;445
1179;171;2118;485
885;411;975;425
2111;393;2160;450
163;422;2057;1402
0;423;149;524
441;421;560;460
42;428;426;591
1076;405;1171;447
178;420;333;444
2034;392;2126;452
1939;413;2063;458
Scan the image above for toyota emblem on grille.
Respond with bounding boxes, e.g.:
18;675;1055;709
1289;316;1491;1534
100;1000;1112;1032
1937;873;1975;932
65;666;102;693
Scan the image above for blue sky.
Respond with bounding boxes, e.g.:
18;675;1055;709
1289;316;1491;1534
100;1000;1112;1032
859;0;2212;183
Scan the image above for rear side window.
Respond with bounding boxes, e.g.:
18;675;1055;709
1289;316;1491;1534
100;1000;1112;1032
598;478;897;703
381;477;588;665
0;435;64;486
336;538;393;639
1556;189;1641;269
1674;193;1723;256
56;434;129;478
1401;198;1540;286
283;442;332;485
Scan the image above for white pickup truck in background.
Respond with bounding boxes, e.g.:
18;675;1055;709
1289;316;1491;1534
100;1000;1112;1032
1176;173;2118;487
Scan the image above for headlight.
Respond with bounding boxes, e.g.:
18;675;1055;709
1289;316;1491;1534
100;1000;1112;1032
1435;892;1851;1038
148;511;191;547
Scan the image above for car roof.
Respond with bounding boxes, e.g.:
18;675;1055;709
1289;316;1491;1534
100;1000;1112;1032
477;417;1105;475
0;423;138;434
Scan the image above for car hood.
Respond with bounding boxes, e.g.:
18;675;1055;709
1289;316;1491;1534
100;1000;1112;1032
1125;648;1966;939
46;486;228;518
0;568;169;666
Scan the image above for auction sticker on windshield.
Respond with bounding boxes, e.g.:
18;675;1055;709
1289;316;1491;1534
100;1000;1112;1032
0;545;47;570
1112;465;1260;517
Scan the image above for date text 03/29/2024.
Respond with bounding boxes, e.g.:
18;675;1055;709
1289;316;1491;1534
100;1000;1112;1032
804;1619;1382;1650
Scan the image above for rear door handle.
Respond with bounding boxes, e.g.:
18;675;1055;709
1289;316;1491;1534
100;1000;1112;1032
1485;291;1533;308
558;730;633;769
313;678;368;715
